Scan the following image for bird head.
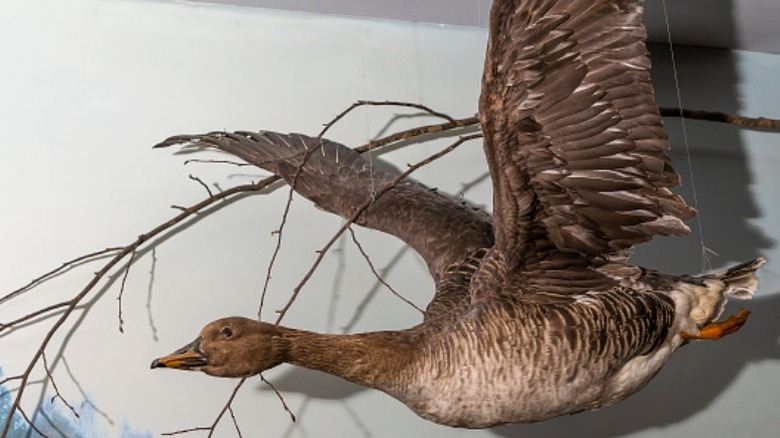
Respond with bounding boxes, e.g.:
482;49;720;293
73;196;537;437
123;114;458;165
151;317;286;377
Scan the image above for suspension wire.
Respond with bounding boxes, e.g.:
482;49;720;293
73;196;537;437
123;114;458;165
661;0;714;272
358;28;378;200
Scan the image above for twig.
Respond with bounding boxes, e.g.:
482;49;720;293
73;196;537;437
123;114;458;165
146;247;159;341
227;406;243;438
0;247;123;305
0;301;72;335
354;116;480;153
189;174;214;197
281;398;311;438
42;353;79;419
117;250;137;334
259;99;451;316
16;406;47;438
261;374;296;423
348;227;423;314
184;158;251;167
359;100;457;123
324;105;780;155
162;378;247;437
259;181;296;318
257;138;329;318
660;107;780;130
274;134;482;323
61;356;114;425
343;246;410;333
319;100;458;138
0;375;22;386
160;426;212;436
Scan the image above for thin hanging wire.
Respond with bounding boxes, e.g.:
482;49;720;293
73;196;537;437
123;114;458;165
661;0;714;273
358;28;378;201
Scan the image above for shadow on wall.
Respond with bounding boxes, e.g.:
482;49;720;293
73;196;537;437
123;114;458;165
254;153;765;434
495;29;780;437
493;295;780;437
643;0;739;49
633;43;773;275
258;293;780;437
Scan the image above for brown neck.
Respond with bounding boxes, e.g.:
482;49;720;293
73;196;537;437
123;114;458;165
278;327;420;394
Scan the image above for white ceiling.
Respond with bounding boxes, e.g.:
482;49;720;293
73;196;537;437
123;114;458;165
178;0;780;54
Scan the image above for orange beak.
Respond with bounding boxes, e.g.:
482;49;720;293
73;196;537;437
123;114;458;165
151;338;208;370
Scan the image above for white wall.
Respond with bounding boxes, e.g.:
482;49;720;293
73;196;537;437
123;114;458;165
1;1;778;437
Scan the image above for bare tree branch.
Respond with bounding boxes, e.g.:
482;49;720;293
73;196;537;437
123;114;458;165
258;182;296;318
184;158;251;167
356;116;480;153
319;100;458;138
146;248;160;341
342;246;411;334
274;133;482;323
660;107;780;130
261;374;296;423
259;101;467;319
348;227;423;314
41;353;79;419
227;406;243;438
324;105;780;156
16;406;47;438
0;375;22;387
189;174;214;198
0;301;72;335
61;356;114;426
0;247;122;306
117;250;137;334
161;378;247;437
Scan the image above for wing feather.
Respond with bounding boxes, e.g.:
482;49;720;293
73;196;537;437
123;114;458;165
480;0;695;263
156;132;494;280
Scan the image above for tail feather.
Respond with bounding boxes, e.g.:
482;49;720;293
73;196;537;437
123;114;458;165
715;257;766;300
678;257;765;329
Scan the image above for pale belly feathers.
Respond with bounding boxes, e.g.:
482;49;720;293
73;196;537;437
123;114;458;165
387;298;681;428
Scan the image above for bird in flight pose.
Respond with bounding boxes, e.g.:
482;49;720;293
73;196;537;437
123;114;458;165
152;0;763;428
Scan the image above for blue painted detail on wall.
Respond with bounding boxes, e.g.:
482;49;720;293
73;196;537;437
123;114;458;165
1;367;30;437
1;367;151;438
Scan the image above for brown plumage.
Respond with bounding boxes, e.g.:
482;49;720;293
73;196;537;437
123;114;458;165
151;0;764;428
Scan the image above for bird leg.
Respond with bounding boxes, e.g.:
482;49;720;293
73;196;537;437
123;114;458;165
680;307;751;340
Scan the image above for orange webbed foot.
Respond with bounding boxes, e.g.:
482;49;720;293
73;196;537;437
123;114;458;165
680;307;751;341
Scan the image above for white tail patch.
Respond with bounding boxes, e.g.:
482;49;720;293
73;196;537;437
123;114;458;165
724;276;760;300
670;258;765;329
719;257;765;300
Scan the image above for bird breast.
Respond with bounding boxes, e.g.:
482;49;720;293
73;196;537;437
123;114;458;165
392;294;675;428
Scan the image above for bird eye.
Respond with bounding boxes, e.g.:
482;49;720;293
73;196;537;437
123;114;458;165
220;327;233;338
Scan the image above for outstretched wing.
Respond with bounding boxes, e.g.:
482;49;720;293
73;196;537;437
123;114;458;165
156;132;494;281
479;0;695;267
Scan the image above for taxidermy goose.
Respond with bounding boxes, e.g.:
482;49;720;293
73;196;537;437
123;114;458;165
152;0;764;428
